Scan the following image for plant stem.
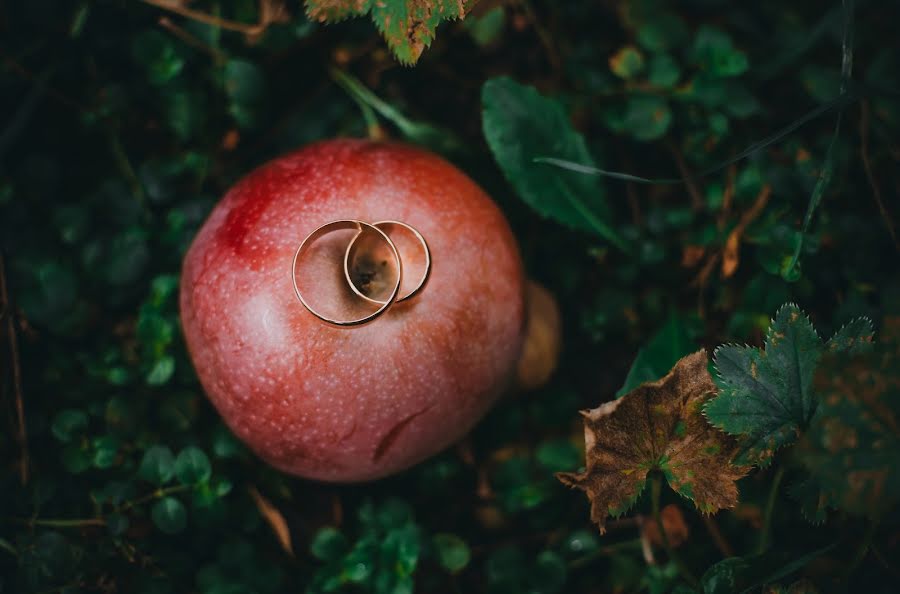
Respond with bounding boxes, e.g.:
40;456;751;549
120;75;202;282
9;517;105;528
844;519;879;581
758;466;785;553
651;474;699;587
0;252;29;486
119;484;191;512
568;538;643;569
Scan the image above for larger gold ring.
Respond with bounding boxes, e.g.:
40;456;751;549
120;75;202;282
291;220;402;327
343;220;431;305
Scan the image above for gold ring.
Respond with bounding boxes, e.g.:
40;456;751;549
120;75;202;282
291;220;402;327
343;220;431;304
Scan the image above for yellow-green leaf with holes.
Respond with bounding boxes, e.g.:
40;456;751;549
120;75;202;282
306;0;475;65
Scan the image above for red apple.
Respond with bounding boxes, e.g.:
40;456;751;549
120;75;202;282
180;139;526;481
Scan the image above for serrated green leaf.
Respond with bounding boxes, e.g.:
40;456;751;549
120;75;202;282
559;352;747;533
482;77;625;249
706;304;824;467
306;0;468;65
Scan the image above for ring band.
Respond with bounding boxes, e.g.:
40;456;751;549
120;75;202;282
343;220;431;305
292;220;402;327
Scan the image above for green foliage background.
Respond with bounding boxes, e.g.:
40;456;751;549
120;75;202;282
2;1;899;593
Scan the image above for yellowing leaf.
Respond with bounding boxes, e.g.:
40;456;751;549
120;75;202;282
559;351;747;533
795;318;900;518
306;0;472;65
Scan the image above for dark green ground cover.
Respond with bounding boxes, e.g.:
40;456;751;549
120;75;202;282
1;1;899;592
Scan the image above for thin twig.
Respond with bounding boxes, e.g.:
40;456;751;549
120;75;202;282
860;100;899;250
518;0;563;73
666;139;704;212
568;538;644;570
717;164;737;231
651;474;699;587
139;0;283;37
0;253;28;485
702;515;734;558
157;17;226;62
8;517;105;528
758;465;785;553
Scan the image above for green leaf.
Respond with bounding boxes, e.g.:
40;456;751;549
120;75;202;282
174;447;212;485
91;435;120;469
623;95;672;141
690;26;748;78
224;59;266;129
609;45;645;79
482;77;625;249
131;29;185;85
51;409;88;442
636;14;689;53
139;445;175;485
331;68;462;154
465;6;504;47
706;304;824;467
618;313;695;396
535;439;582;472
648;53;681;88
306;0;469;65
532;551;567;594
146;355;175;386
310;527;349;562
223;59;265;106
152;497;187;535
432;533;470;573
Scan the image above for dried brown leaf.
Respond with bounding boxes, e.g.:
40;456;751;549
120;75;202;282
249;486;293;555
558;351;747;533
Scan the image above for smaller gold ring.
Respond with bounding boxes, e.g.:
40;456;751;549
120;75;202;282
292;220;402;327
343;221;431;305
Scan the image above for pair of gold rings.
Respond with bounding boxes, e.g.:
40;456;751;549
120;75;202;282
291;220;431;327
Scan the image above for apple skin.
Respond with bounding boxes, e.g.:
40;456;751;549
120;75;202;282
180;139;525;482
